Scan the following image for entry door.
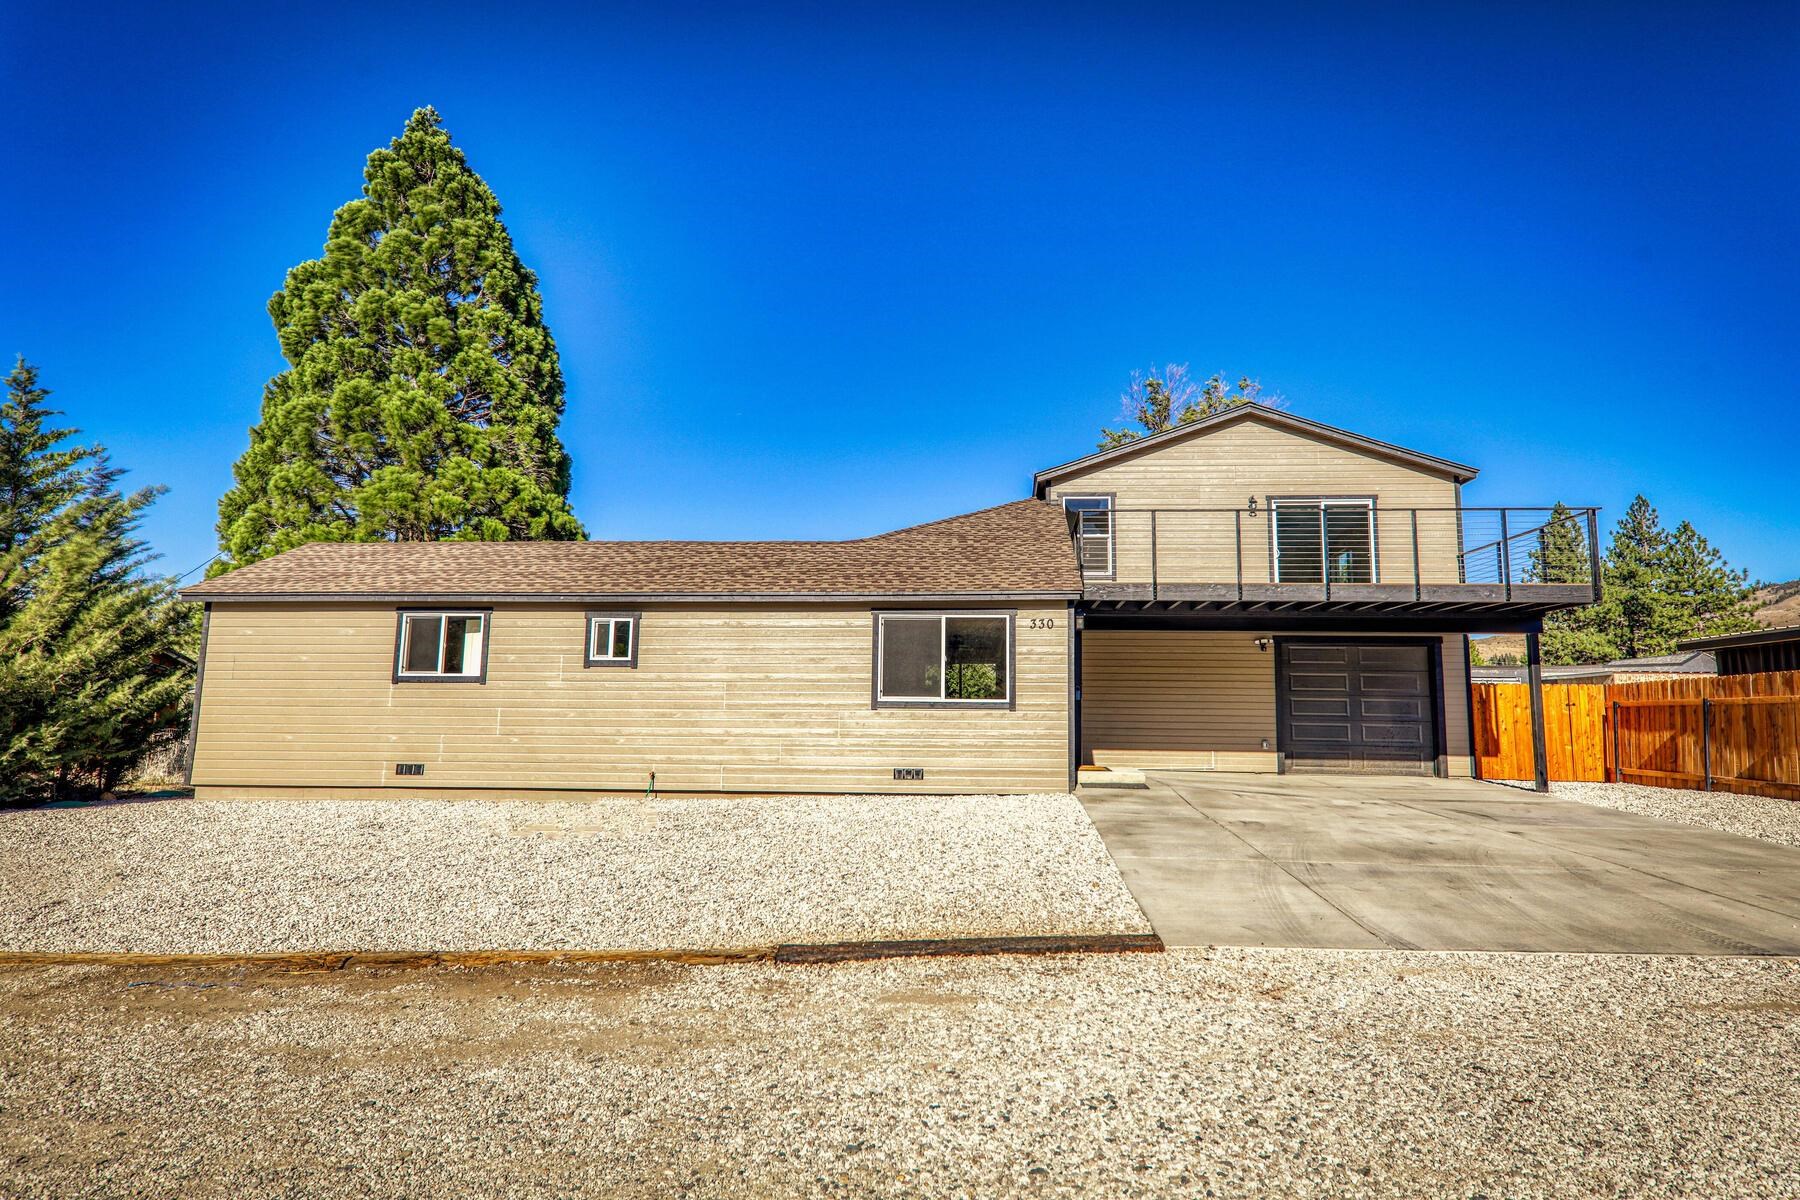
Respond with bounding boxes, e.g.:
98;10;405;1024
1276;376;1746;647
1277;641;1438;775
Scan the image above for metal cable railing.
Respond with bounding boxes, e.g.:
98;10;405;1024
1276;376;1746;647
1064;505;1601;600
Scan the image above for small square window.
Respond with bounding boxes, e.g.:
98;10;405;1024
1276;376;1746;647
585;613;639;668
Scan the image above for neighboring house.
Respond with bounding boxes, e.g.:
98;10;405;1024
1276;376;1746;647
1677;624;1800;676
179;404;1600;797
1471;650;1717;686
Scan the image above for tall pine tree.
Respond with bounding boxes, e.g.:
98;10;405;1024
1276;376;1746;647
0;359;192;803
1603;495;1681;659
1662;519;1758;641
1538;494;1760;664
1530;502;1617;664
215;107;584;570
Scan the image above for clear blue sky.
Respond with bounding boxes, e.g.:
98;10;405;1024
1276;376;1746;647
3;2;1796;583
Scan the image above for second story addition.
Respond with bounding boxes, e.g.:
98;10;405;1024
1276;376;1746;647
1033;404;1598;624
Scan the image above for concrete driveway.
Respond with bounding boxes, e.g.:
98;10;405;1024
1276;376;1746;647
1081;772;1800;954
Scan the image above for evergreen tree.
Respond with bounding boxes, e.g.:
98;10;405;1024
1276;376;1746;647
0;360;89;603
1603;495;1680;659
0;360;192;803
215;107;584;571
1526;502;1589;585
1662;519;1759;640
1531;502;1618;664
1100;366;1271;449
1539;495;1760;665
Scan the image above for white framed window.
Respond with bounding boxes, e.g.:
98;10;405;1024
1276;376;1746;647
1272;498;1377;584
874;612;1012;708
394;610;488;682
1061;495;1114;577
585;612;639;668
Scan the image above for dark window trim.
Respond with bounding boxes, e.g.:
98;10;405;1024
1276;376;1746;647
392;607;493;684
870;609;1017;710
1266;494;1381;585
1055;491;1117;581
584;610;642;668
1272;635;1447;778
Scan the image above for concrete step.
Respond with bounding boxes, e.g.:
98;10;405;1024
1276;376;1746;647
1077;767;1148;790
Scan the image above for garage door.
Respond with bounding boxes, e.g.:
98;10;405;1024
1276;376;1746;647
1277;641;1438;775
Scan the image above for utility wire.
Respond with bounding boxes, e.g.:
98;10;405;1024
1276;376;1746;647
174;553;221;583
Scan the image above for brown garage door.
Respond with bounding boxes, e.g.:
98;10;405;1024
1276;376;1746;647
1277;641;1438;775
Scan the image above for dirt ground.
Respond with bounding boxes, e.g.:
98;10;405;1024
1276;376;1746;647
4;949;1799;1199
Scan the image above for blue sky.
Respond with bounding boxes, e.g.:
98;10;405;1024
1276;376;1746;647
3;2;1796;583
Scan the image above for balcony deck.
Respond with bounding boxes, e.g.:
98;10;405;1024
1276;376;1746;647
1073;505;1601;632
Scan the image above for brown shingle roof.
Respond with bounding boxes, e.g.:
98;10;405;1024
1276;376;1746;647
180;500;1082;601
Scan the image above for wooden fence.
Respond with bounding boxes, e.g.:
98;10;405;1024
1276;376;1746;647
1471;670;1800;801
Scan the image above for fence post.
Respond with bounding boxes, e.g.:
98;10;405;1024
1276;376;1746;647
1701;698;1712;792
1620;705;1634;788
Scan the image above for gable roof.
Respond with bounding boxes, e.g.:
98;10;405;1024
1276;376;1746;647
1032;403;1479;494
178;499;1083;603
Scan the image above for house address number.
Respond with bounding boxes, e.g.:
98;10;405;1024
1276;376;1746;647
1027;617;1056;630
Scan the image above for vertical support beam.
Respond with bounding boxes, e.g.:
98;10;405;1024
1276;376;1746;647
1320;504;1331;601
1499;509;1512;602
1586;507;1603;602
1701;698;1712;792
1526;629;1549;793
1410;509;1422;600
1149;510;1158;602
1233;509;1244;601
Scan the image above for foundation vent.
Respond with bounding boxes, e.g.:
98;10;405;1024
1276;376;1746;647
395;763;426;777
892;768;925;781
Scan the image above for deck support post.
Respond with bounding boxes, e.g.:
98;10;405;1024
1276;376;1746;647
1525;630;1549;793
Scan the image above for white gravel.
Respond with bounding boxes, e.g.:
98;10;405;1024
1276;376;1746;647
3;949;1797;1198
1494;779;1800;848
0;793;1149;954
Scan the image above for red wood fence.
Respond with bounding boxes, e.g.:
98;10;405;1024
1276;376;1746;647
1471;670;1800;801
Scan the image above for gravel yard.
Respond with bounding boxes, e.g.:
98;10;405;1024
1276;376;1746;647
1498;779;1800;849
3;949;1797;1199
0;793;1147;954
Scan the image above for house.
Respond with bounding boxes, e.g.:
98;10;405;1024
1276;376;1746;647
179;404;1600;798
1471;649;1716;686
1676;625;1800;677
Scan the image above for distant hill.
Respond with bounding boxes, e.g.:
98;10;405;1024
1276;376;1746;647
1755;579;1800;629
1472;578;1800;663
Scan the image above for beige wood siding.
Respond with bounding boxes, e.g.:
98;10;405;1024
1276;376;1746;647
1082;632;1279;772
1082;631;1472;776
192;601;1071;796
1048;418;1464;588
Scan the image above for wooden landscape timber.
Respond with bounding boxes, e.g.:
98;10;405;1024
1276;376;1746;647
0;933;1167;973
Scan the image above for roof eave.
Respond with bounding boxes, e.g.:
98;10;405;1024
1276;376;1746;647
178;589;1084;604
1676;625;1800;652
1032;404;1480;493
